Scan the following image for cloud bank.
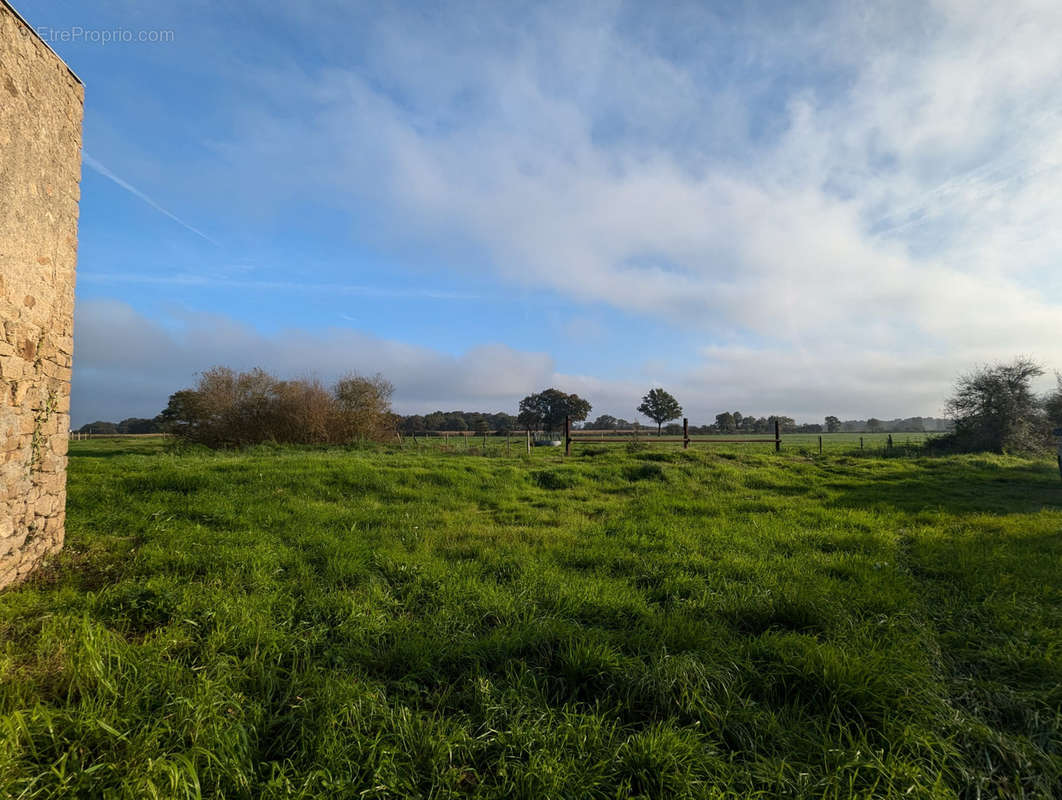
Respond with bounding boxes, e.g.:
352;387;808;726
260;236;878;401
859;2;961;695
67;0;1062;423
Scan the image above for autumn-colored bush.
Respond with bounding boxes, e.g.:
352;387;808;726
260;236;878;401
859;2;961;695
158;367;396;447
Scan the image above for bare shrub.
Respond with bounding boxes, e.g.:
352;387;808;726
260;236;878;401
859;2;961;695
159;367;397;447
334;373;397;442
941;358;1050;454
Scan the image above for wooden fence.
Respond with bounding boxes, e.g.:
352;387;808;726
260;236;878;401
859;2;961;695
402;424;907;457
565;417;782;455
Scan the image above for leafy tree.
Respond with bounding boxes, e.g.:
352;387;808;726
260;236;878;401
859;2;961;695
420;412;443;431
157;390;202;438
518;389;592;435
587;414;619;430
715;412;735;433
944;358;1048;453
77;420;119;435
732;411;743;431
767;415;796;433
824;415;841;433
866;418;883;433
491;414;516;435
117;417;161;434
399;415;426;434
638;388;683;434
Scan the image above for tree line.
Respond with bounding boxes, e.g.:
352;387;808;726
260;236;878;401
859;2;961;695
75;358;1062;454
397;412;518;435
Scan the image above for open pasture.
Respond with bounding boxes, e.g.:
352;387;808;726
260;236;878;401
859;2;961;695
0;438;1059;798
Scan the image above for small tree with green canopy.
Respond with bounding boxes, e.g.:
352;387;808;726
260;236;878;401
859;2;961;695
638;388;683;435
517;388;592;436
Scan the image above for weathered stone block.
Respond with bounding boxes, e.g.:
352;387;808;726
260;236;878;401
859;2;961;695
0;0;83;589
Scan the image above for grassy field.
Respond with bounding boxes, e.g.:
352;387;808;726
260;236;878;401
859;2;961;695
1;439;1059;798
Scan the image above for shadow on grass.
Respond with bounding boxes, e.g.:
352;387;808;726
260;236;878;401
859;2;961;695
828;458;1062;516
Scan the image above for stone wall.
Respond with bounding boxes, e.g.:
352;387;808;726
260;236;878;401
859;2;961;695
0;1;83;587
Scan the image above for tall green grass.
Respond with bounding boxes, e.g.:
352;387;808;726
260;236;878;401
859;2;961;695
1;439;1059;798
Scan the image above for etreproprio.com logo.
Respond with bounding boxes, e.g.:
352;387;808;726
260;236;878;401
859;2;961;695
28;25;175;45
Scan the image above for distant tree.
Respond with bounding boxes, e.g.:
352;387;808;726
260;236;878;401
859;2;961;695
587;414;619;430
638;388;683;434
491;414;516;435
824;415;841;433
517;389;591;435
1044;374;1062;429
866;418;883;433
473;418;490;434
944;358;1048;453
78;420;119;435
422;412;445;431
157;390;202;438
715;412;735;433
732;411;743;431
399;415;426;434
767;415;796;433
116;417;160;434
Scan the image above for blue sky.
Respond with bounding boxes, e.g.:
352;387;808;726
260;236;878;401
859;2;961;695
19;0;1062;426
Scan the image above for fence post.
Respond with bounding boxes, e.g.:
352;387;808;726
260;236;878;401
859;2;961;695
564;415;571;457
483;432;487;453
507;433;511;457
818;435;822;454
774;420;781;452
683;418;689;449
860;436;863;450
526;429;531;455
887;433;893;451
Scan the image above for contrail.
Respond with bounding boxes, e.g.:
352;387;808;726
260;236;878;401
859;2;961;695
83;152;218;245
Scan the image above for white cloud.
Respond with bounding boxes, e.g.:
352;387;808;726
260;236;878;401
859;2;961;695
76;0;1062;419
71;300;558;425
73;300;1055;428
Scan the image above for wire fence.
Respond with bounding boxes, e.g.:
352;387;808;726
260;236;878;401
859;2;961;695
397;422;942;458
67;427;943;458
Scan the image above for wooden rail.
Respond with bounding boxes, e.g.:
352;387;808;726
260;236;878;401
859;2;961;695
566;417;783;453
